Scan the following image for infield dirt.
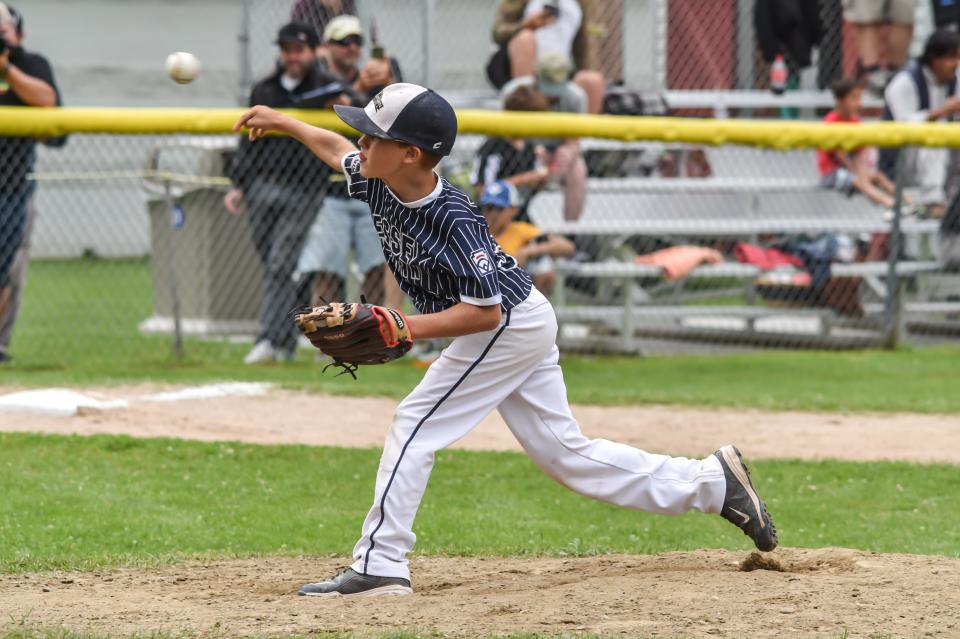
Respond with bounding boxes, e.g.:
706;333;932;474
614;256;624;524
3;385;959;638
3;549;958;638
2;385;960;463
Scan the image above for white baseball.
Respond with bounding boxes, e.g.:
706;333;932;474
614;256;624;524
165;52;200;84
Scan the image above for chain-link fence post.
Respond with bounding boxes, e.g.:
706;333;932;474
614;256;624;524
423;0;435;89
735;0;755;91
655;0;668;90
162;178;185;361
882;149;908;349
238;0;254;106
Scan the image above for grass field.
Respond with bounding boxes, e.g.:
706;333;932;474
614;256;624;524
4;257;960;413
4;259;959;638
2;432;958;574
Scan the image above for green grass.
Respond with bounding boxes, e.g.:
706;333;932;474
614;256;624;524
1;433;958;574
4;257;960;413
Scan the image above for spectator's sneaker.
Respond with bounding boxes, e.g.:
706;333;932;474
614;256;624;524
275;348;297;363
298;568;412;598
883;203;920;223
714;445;778;552
243;340;278;364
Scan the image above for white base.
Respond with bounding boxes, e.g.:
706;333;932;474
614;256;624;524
0;389;128;417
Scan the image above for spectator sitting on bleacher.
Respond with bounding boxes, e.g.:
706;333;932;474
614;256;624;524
880;29;960;219
471;86;551;209
486;0;605;113
481;180;575;295
501;54;588;221
818;78;899;210
843;0;914;96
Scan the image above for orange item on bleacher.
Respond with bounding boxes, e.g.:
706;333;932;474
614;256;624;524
633;246;724;280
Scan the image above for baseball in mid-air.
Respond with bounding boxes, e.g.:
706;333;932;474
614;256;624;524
165;52;200;84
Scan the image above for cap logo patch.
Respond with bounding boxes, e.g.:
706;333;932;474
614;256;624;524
471;249;494;276
433;141;442;150
373;91;384;112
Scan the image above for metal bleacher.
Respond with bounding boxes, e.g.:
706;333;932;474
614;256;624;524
445;90;957;351
525;147;950;351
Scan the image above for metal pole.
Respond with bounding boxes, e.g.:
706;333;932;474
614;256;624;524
734;0;755;91
163;179;184;360
423;0;435;87
237;0;253;105
882;150;907;349
654;0;668;91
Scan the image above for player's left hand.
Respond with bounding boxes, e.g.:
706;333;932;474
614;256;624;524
294;302;414;377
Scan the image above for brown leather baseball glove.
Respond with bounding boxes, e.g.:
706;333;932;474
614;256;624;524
293;303;414;377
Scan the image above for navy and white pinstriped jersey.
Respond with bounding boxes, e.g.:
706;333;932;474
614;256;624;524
341;151;532;314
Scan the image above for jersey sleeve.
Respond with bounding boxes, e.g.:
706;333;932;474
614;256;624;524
340;151;370;202
441;220;503;307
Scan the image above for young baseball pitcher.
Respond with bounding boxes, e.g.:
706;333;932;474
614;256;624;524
233;83;778;598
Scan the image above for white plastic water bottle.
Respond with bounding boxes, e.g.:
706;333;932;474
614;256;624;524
770;54;788;95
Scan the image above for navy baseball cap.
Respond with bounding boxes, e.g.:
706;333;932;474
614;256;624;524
276;21;319;49
334;83;458;156
479;180;520;209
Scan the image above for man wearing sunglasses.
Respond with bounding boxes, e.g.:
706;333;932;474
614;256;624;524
294;13;407;320
317;14;403;103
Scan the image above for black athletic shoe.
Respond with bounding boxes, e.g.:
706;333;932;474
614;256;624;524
714;444;778;552
298;568;412;598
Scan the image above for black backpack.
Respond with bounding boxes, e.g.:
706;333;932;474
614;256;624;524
602;85;669;116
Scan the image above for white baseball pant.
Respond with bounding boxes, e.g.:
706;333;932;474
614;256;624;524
350;288;726;580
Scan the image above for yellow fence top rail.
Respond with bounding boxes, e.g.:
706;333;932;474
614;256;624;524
3;106;960;150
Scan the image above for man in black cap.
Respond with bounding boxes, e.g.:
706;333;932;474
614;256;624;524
225;21;351;364
0;3;62;364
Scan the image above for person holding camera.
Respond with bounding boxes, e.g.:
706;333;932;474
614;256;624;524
297;13;405;311
0;3;61;364
316;14;403;104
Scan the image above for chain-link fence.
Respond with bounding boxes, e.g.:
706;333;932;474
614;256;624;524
0;124;955;368
2;0;959;369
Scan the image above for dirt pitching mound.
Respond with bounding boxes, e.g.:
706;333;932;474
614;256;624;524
4;548;958;638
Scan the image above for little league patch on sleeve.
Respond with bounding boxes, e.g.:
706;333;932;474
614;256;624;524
470;249;494;276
